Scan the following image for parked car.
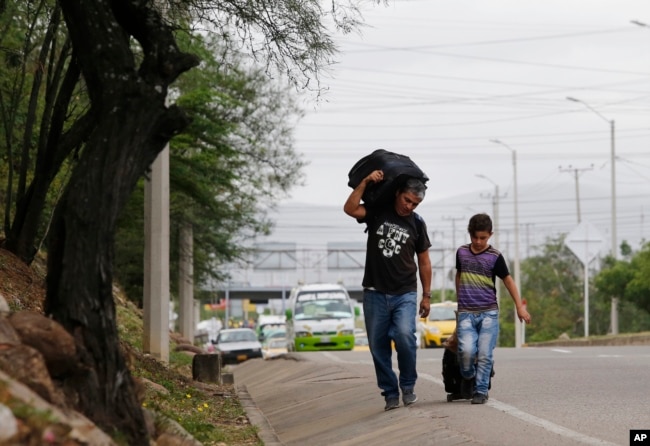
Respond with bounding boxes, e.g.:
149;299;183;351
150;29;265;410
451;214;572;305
257;315;286;343
213;328;263;364
419;301;457;348
263;328;286;344
262;338;288;359
353;332;369;351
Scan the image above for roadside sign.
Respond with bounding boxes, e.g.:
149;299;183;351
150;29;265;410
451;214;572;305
564;220;604;338
565;220;604;265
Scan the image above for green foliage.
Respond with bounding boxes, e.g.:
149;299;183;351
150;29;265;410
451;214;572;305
0;1;88;259
518;235;588;343
594;242;650;329
514;236;650;345
114;32;306;305
114;184;146;306
431;289;456;303
1;0;365;442
115;291;261;445
621;244;650;314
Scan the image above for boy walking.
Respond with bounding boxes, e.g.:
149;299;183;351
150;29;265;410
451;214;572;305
455;213;531;404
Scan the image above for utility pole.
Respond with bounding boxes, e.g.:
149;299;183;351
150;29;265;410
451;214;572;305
179;223;194;342
144;147;170;362
490;139;522;348
524;223;535;258
144;0;173;361
476;174;507;251
567;96;620;335
567;97;617;258
430;231;447;302
476;174;508;312
559;164;594;224
443;216;466;253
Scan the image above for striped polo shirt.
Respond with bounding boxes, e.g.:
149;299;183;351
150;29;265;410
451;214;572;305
455;244;509;312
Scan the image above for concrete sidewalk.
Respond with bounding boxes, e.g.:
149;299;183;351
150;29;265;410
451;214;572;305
234;354;478;446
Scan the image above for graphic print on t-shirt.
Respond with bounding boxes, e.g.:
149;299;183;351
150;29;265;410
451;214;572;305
376;222;411;258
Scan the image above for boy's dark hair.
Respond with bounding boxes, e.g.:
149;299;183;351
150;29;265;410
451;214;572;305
468;213;492;235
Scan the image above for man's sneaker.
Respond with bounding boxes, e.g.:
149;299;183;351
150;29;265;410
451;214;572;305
384;396;400;411
402;389;418;406
471;393;488;405
460;377;475;399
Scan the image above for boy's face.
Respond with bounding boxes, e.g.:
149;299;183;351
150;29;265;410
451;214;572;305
470;230;492;252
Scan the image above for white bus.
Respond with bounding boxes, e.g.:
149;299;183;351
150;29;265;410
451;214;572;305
285;283;359;352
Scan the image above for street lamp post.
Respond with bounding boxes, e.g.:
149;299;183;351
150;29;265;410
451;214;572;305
566;96;617;259
490;139;522;348
476;173;501;312
475;174;500;252
558;164;595;224
567;96;619;335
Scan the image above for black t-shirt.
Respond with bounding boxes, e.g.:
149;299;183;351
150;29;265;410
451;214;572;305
360;207;431;295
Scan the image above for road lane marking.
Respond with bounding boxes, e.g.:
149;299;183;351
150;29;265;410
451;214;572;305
551;348;572;353
419;372;620;446
323;351;619;444
486;399;620;446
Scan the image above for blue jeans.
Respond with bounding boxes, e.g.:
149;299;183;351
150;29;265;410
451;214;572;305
457;310;499;396
363;289;418;399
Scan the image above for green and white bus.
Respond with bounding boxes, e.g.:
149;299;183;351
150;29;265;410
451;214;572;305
285;283;359;352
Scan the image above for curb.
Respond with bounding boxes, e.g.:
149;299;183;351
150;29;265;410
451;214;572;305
237;384;284;446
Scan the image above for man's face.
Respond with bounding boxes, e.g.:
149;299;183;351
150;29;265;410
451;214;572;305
394;190;422;217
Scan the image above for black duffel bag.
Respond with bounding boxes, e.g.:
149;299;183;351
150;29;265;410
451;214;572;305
347;149;428;207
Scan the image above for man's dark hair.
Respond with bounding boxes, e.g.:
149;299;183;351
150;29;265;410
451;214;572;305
398;178;427;200
468;213;493;235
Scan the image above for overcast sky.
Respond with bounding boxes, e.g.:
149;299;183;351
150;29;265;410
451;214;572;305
270;0;650;253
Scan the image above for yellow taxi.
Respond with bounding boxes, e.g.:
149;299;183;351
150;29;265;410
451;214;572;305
418;301;457;348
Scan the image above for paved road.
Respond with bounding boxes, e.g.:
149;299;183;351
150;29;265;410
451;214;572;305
234;345;650;446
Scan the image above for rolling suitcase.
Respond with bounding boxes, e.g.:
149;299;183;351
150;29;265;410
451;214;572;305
442;347;494;402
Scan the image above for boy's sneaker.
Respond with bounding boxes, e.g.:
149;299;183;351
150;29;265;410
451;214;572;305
460;377;475;399
471;393;488;405
402;389;418;406
384;396;400;411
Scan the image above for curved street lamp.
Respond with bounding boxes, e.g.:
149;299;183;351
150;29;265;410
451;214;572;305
566;96;617;259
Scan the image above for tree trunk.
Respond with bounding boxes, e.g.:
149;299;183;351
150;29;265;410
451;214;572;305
44;1;198;442
45;98;168;443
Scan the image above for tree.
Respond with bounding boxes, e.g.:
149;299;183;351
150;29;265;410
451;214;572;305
1;2;83;264
517;236;586;343
114;32;306;305
516;236;650;345
595;243;650;328
3;0;370;443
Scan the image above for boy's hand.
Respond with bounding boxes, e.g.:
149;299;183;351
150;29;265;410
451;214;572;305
517;307;531;324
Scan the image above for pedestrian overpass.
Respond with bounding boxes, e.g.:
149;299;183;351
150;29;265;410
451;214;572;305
211;284;365;304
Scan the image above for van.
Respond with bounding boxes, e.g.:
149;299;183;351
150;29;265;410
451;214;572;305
285;283;359;351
